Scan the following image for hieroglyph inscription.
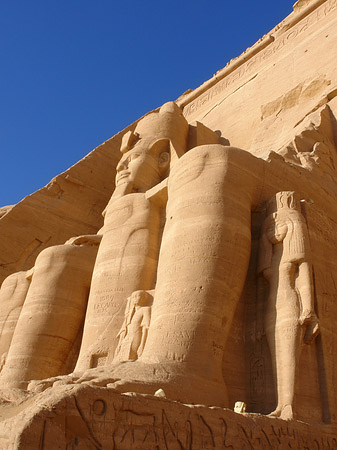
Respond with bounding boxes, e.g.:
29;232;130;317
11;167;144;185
183;0;337;118
108;404;337;448
46;395;337;449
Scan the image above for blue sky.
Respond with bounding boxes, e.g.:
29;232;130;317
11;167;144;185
1;1;295;206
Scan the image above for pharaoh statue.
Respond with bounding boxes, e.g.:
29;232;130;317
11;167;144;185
74;101;189;371
258;191;320;420
68;101;268;407
0;235;100;387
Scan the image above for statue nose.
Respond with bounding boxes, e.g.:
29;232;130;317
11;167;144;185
117;159;128;171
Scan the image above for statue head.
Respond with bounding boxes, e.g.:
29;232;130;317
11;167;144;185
266;191;301;217
129;290;152;307
114;102;188;197
258;191;310;273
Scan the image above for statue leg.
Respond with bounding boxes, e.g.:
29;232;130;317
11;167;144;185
0;244;97;388
0;271;31;370
268;319;300;420
267;272;301;420
139;144;264;406
74;194;161;371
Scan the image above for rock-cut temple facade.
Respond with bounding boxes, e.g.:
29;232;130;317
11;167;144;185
1;0;337;448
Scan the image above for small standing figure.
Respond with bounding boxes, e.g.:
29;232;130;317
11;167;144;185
114;290;153;361
258;191;319;420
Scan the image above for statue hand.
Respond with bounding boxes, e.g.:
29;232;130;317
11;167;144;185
299;310;320;344
66;234;103;246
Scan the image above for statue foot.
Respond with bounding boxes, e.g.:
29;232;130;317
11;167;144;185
27;374;78;393
268;408;282;418
25;367;121;394
25;361;229;407
304;321;320;344
0;386;33;405
72;360;229;407
268;404;293;421
280;404;293;420
74;366;121;388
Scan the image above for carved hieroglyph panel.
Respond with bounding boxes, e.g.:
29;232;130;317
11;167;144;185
4;386;336;450
180;0;337;157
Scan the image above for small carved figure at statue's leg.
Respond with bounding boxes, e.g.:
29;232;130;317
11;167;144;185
259;192;319;421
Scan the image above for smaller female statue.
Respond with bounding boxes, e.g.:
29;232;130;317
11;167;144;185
258;191;319;420
114;290;153;362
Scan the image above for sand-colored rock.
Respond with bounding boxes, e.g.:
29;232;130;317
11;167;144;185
0;385;336;449
1;0;337;447
0;124;136;286
0;270;31;370
0;236;100;388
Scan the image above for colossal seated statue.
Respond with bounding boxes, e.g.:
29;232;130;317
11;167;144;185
70;101;268;406
0;101;322;414
74;101;189;371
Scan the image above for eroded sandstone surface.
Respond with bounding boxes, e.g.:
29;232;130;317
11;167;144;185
1;0;337;447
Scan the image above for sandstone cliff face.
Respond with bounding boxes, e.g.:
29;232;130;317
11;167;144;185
0;126;133;284
179;0;337;158
1;1;337;447
0;385;336;449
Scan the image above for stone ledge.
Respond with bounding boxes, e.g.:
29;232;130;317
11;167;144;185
0;384;335;449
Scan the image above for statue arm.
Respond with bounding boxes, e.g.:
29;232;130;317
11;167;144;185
116;323;126;339
297;261;319;344
137;326;148;358
255;276;266;341
116;298;134;338
257;226;272;275
255;229;272;341
65;234;103;246
137;309;151;357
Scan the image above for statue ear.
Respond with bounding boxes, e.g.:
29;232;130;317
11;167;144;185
150;139;171;171
158;151;170;170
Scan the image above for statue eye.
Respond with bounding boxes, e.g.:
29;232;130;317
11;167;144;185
128;153;140;161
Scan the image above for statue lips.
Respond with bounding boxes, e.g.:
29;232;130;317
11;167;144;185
116;171;131;184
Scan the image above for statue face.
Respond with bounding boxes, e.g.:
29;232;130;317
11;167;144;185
115;139;166;194
130;290;146;306
266;218;287;244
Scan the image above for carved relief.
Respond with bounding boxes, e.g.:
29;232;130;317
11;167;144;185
277;105;337;178
114;290;153;361
16;386;337;449
258;191;320;420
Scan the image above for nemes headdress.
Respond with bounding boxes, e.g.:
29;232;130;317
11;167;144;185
121;102;189;164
